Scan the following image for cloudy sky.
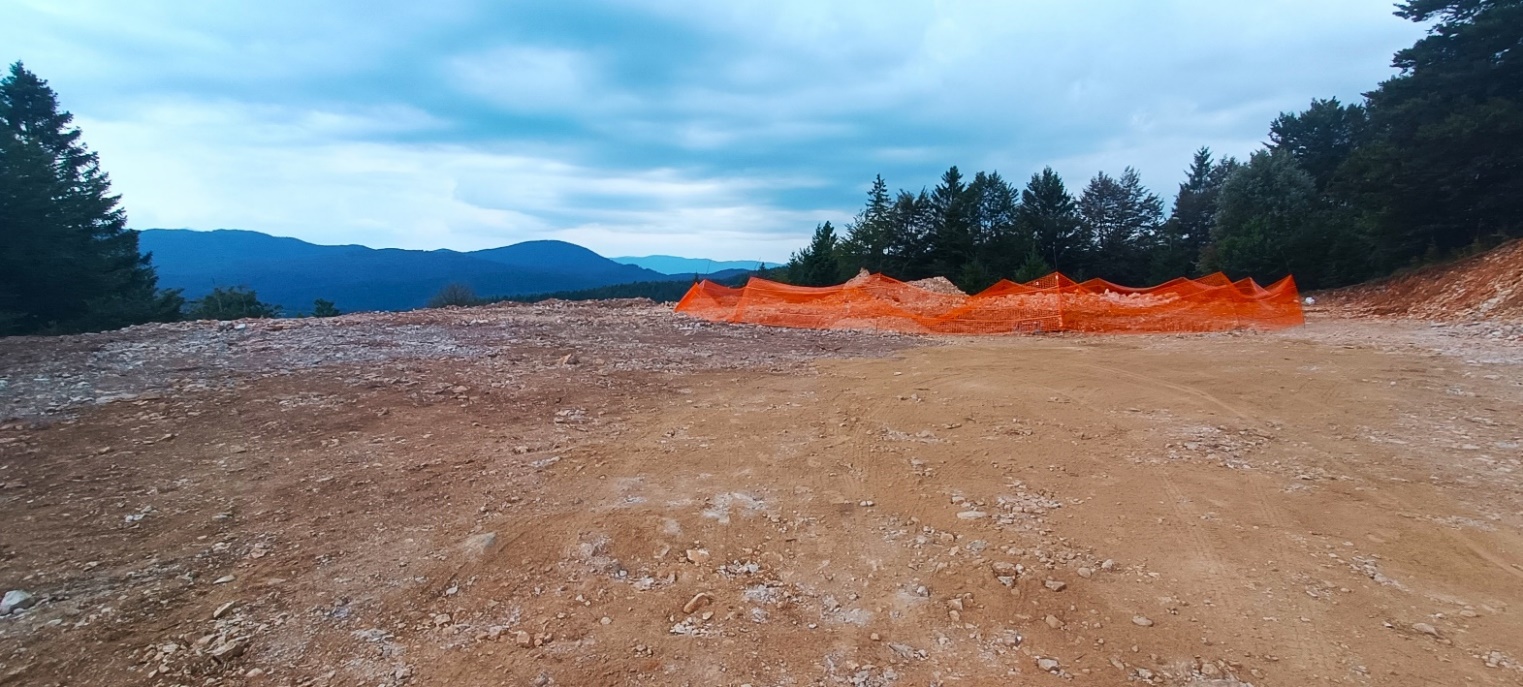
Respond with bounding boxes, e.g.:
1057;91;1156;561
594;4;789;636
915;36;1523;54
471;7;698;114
4;1;1426;261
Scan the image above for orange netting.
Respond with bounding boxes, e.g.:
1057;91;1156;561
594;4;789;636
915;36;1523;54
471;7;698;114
675;272;1304;334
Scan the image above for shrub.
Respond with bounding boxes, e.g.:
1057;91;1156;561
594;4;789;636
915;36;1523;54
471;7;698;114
427;283;479;309
188;286;279;320
311;299;340;317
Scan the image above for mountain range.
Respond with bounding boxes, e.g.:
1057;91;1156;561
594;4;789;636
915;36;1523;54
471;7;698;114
612;255;779;275
137;229;751;313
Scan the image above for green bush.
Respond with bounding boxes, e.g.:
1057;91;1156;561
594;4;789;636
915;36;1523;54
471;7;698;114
188;287;279;320
311;299;341;317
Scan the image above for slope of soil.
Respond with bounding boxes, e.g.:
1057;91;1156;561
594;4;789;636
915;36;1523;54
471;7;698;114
2;307;1522;687
1319;239;1523;322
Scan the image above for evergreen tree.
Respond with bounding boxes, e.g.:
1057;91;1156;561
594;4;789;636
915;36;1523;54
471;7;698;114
966;170;1024;287
1077;167;1163;284
312;299;341;317
786;221;845;286
1346;0;1523;267
885;189;936;279
1152;148;1238;282
1011;249;1053;283
0;62;180;335
1204;150;1368;288
839;175;894;273
1016;168;1084;276
1268;98;1369;192
927;166;974;281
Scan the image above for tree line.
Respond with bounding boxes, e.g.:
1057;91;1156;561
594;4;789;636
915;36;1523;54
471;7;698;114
2;0;1516;335
786;0;1521;292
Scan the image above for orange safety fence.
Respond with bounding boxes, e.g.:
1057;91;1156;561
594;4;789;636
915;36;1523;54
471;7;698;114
674;272;1304;334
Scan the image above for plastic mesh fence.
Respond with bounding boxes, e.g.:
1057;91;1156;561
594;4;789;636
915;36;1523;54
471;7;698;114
675;272;1304;334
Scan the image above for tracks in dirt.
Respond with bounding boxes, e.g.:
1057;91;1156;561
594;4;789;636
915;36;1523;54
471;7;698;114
4;319;1523;686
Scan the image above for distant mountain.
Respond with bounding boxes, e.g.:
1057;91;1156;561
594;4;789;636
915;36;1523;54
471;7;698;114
612;255;779;275
137;229;739;313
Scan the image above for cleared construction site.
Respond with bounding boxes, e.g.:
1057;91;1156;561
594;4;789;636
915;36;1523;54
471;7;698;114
1;245;1522;687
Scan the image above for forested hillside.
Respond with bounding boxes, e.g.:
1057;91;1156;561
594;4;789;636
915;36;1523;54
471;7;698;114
782;0;1522;293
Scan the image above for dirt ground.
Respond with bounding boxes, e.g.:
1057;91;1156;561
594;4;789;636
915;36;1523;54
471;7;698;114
2;303;1522;687
1318;238;1523;323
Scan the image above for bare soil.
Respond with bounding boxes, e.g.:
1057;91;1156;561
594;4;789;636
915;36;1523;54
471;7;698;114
1319;238;1523;322
2;303;1522;687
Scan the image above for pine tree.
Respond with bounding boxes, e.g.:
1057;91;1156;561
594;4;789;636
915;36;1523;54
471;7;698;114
1016;168;1084;276
1077;167;1163;284
786;221;845;286
885;189;936;279
1152;149;1238;282
1346;0;1523;267
1204;149;1364;286
0;62;180;334
839;175;894;274
928;166;974;281
1268;98;1368;193
312;299;341;317
966;170;1024;285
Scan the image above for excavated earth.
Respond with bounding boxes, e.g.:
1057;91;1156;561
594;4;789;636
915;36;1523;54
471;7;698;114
1319;238;1523;323
2;300;1523;687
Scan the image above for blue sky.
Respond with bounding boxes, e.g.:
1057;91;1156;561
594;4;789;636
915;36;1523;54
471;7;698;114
3;0;1426;262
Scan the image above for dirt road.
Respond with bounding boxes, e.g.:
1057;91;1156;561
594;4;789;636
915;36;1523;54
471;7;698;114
2;306;1521;686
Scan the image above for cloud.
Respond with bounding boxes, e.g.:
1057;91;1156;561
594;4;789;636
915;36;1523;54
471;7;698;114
78;101;825;260
4;0;1429;261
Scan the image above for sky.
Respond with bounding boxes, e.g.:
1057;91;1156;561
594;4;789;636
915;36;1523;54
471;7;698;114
3;1;1428;262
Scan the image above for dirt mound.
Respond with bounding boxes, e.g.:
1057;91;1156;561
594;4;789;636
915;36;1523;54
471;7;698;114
841;270;968;296
1320;238;1523;321
906;275;967;296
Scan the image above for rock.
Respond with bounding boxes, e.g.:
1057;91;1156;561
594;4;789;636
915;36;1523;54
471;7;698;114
956;510;988;520
245;668;265;678
685;549;711;564
682;593;713;614
1044;614;1062;629
432;613;452;626
461;532;501;558
991;561;1018;576
1;590;36;615
209;639;247;662
1044;579;1067;592
870;632;881;641
1076;567;1093;579
1100;559;1116;572
559;353;579;366
515;631;533;648
213;575;235;585
946;598;964;612
1132;615;1154;627
599;616;612;625
213;601;236;619
1135;667;1154;680
1413;622;1440;637
1037;657;1060;672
